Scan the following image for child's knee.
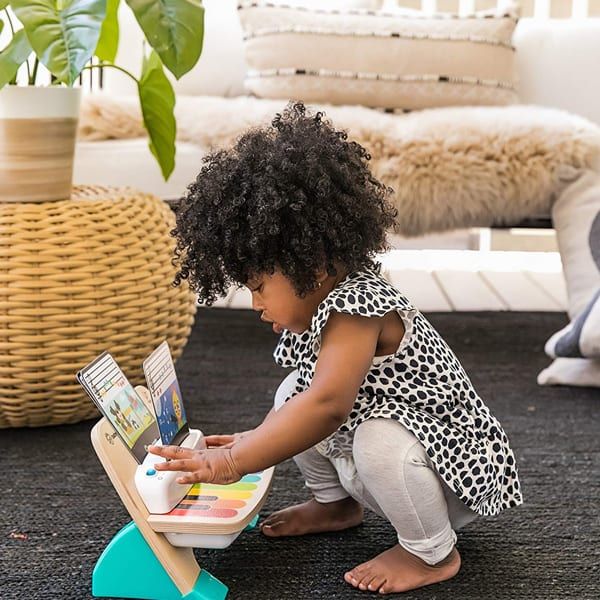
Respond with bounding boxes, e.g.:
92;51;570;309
353;418;428;477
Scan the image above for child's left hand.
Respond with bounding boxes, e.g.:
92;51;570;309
147;445;243;485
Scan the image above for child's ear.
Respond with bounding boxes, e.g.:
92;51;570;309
316;269;328;287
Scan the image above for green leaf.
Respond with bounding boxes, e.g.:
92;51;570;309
138;50;176;180
11;0;106;85
126;0;204;79
0;29;32;89
95;0;119;62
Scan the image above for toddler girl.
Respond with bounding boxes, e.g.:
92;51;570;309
149;102;522;594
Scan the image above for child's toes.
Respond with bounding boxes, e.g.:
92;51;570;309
260;520;285;536
259;517;274;529
360;573;377;591
260;509;284;527
358;577;371;591
356;570;375;591
345;563;371;588
367;574;386;593
344;569;361;587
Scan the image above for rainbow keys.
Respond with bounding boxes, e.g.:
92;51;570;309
147;471;274;549
171;476;265;518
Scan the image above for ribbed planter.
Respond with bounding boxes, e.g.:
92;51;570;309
0;86;81;202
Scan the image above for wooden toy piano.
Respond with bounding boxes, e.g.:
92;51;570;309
90;390;274;600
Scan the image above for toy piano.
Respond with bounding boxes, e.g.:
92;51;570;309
90;398;274;600
81;346;273;600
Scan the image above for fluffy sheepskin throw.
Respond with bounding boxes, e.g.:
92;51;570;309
79;94;600;236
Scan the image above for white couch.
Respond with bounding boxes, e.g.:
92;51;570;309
73;1;600;202
73;2;600;387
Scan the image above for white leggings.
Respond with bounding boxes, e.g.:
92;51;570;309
274;370;478;565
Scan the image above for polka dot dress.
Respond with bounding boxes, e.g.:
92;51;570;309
273;266;523;516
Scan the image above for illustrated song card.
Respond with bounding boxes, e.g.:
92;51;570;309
77;351;160;463
143;341;190;446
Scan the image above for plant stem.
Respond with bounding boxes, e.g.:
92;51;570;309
24;56;31;85
4;9;32;84
4;7;30;85
3;8;15;36
81;62;139;85
30;57;39;86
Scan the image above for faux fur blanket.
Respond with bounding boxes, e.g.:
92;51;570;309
79;94;600;236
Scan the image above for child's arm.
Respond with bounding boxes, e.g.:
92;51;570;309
150;312;382;483
230;312;381;473
203;407;277;448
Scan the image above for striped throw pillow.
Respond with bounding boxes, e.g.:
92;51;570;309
237;1;519;110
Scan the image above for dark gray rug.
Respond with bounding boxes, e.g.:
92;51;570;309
1;309;598;600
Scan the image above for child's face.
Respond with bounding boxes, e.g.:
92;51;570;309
246;268;326;334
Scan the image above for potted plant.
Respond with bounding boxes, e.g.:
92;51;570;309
0;0;204;202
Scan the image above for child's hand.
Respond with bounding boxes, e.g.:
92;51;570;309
147;445;242;485
203;430;253;449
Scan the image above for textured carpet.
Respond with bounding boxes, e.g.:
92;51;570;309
1;309;598;600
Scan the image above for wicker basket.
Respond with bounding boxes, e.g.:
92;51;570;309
0;185;197;428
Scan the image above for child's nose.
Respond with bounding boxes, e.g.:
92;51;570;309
251;295;264;312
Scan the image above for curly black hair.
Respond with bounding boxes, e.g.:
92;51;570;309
171;101;398;306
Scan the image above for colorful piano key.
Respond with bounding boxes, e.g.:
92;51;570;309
169;507;238;518
168;471;266;518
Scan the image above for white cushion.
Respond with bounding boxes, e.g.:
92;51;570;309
73;139;205;201
551;170;600;319
538;169;600;384
513;18;600;126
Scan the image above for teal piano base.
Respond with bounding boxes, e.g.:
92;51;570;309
92;522;228;600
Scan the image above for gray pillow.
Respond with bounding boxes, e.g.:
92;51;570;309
545;287;600;358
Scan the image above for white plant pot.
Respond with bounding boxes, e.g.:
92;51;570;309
0;86;82;202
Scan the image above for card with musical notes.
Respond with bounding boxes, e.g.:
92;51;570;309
143;341;190;447
77;352;160;463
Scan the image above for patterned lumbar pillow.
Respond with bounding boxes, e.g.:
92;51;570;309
545;288;600;358
237;0;519;110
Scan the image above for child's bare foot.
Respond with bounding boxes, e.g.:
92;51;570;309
260;496;363;537
344;544;461;594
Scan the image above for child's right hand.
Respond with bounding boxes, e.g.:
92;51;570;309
204;430;253;449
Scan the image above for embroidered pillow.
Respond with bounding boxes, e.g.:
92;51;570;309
237;1;519;110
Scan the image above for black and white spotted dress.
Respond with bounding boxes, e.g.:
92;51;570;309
273;266;523;517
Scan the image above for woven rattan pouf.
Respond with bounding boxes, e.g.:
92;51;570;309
0;185;197;428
